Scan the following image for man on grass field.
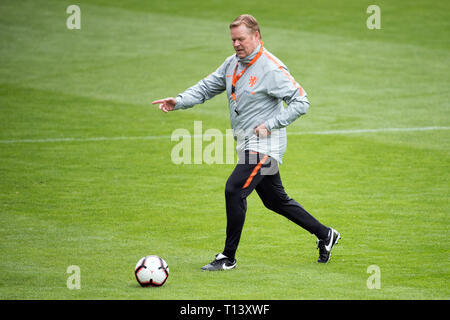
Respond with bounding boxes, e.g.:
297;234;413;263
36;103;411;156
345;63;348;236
153;14;340;271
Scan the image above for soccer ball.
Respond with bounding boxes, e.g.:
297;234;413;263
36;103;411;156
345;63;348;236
134;255;169;287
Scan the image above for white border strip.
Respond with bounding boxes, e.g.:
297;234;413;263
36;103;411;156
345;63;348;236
0;127;448;144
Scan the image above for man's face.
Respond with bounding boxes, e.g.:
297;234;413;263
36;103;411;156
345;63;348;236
230;24;260;59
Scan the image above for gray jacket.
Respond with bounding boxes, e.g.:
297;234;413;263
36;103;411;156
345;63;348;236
174;43;309;163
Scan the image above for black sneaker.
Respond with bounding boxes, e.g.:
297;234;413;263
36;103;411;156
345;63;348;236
317;228;341;263
201;253;237;271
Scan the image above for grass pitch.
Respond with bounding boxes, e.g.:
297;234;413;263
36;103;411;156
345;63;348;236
0;0;449;300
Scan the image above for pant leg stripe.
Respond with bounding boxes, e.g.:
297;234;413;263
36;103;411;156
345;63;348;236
241;155;269;189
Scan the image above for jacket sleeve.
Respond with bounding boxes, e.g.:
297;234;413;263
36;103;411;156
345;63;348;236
174;58;229;110
263;67;310;131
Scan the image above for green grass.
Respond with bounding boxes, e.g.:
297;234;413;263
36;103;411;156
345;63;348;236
0;0;449;299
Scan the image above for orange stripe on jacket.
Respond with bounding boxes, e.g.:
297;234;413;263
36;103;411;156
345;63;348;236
242;155;269;189
263;51;304;96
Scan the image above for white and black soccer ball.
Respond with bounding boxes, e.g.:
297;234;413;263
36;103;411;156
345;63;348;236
134;255;169;287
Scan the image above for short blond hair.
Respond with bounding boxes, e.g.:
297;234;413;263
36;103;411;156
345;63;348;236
229;14;261;38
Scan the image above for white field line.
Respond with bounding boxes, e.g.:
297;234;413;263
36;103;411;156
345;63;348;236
0;126;448;144
288;126;450;135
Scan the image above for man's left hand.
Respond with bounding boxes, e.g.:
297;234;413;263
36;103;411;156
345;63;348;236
254;123;271;137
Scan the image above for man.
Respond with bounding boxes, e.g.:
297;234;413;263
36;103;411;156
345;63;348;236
152;14;340;270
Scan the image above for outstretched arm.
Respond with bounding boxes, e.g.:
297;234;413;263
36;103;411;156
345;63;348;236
153;57;231;113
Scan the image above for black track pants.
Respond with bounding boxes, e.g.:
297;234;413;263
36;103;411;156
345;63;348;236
222;151;329;260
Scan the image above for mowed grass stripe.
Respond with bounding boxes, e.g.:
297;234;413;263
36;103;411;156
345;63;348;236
0;126;449;144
